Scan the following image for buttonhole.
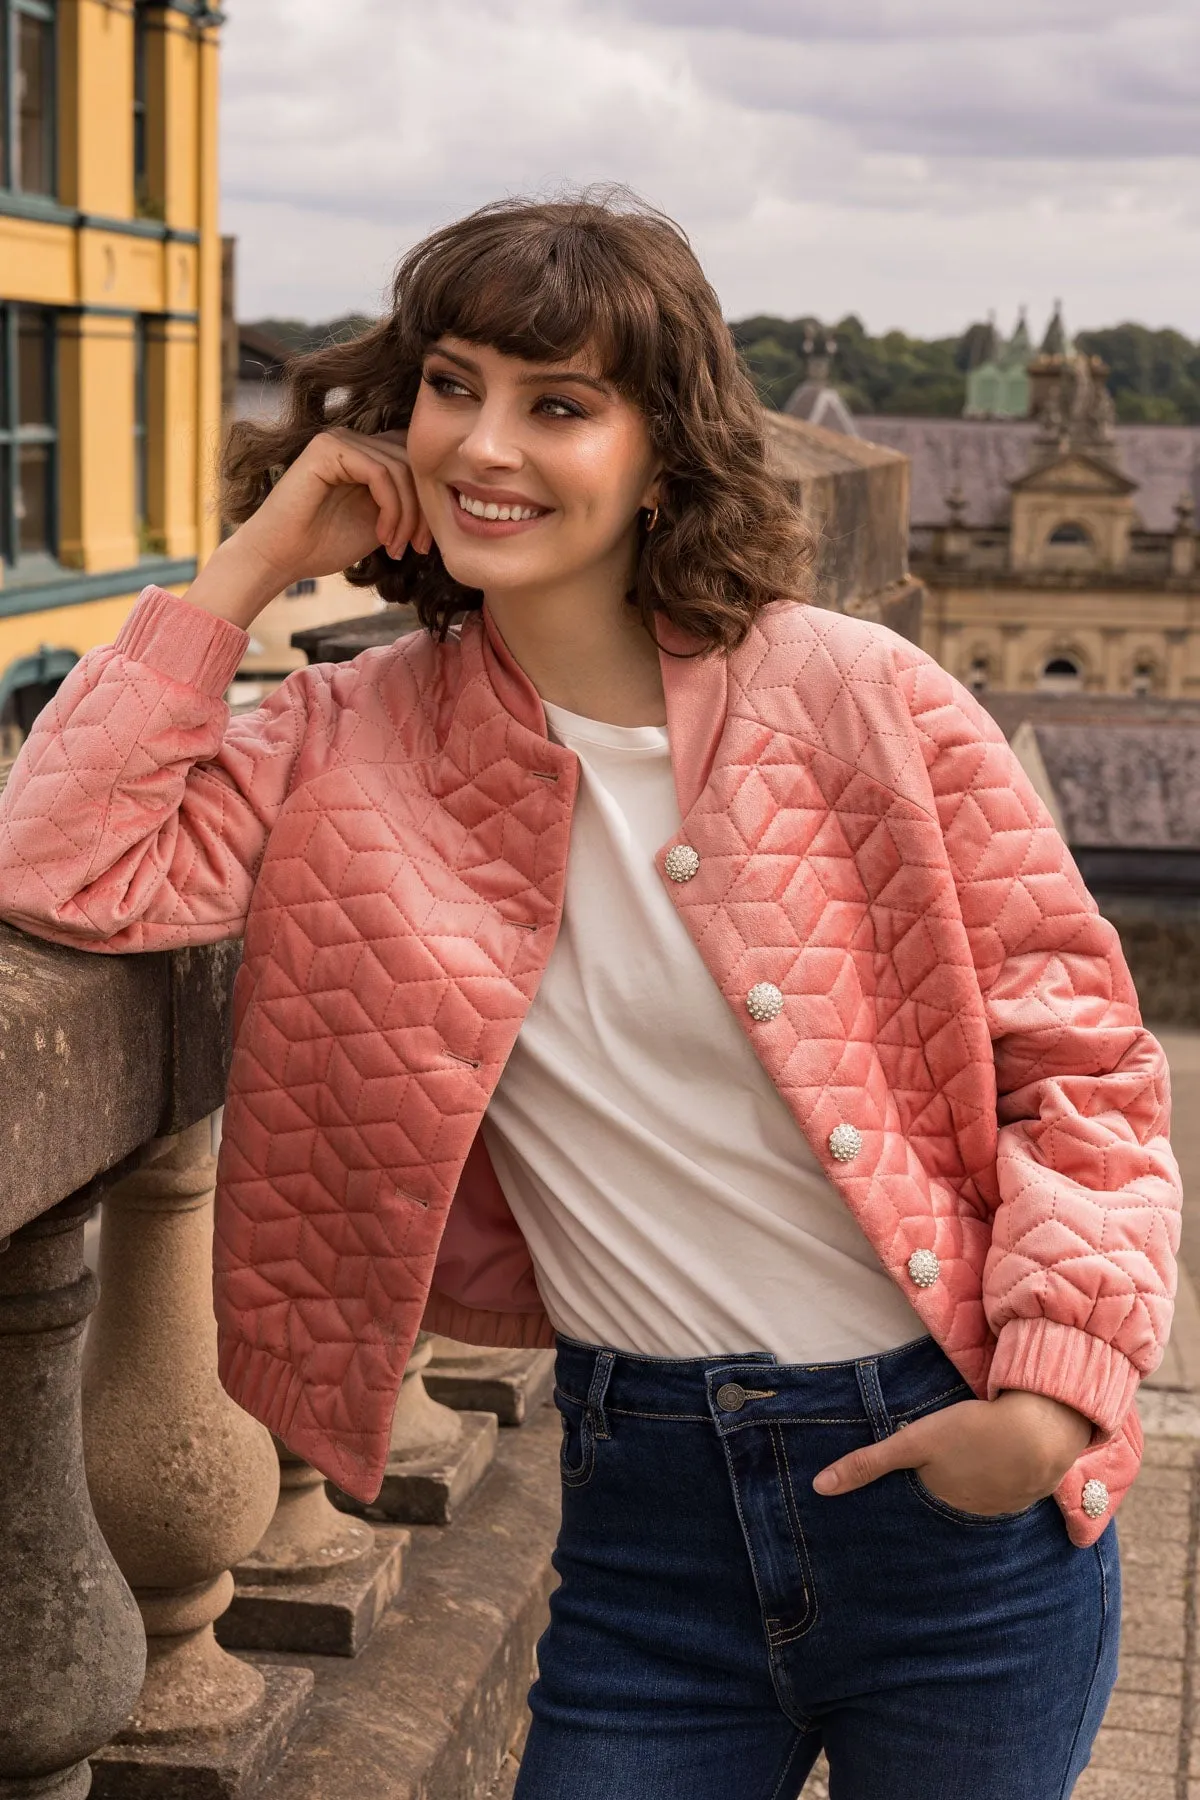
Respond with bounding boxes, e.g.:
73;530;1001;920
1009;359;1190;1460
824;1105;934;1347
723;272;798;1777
444;1050;482;1069
392;1186;428;1210
505;918;539;932
530;770;559;783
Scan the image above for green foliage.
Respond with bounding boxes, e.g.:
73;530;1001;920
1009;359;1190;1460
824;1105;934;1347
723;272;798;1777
733;314;1200;422
730;313;967;416
246;312;1200;425
1075;325;1200;425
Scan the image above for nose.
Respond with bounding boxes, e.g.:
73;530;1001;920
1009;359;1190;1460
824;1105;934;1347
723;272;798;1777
457;396;524;472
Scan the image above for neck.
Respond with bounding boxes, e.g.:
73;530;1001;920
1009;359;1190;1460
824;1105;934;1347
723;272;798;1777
483;547;666;727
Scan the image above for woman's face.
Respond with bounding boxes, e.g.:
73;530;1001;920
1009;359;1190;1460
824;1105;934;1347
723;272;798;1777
405;337;661;598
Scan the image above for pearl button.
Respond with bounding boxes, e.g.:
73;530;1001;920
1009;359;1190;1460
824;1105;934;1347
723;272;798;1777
1081;1478;1109;1519
828;1123;862;1163
716;1382;747;1413
907;1248;940;1288
746;982;784;1023
664;845;700;883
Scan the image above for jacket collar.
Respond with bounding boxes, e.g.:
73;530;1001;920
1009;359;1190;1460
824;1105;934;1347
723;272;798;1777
478;603;729;819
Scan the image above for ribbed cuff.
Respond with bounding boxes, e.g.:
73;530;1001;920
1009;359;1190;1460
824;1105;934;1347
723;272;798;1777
420;1287;556;1350
988;1316;1140;1438
113;585;250;697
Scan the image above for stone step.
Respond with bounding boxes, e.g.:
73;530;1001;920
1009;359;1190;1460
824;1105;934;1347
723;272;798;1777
251;1400;559;1800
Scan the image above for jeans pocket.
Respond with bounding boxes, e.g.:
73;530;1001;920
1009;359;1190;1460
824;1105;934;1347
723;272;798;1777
555;1389;596;1489
904;1468;1053;1528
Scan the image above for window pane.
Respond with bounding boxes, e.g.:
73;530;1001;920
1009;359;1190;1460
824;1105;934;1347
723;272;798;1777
0;18;9;191
134;10;147;192
16;442;53;554
0;447;10;562
17;310;51;426
17;13;55;196
134;319;147;531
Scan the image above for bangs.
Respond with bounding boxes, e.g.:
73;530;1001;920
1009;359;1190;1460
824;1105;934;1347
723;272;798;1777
399;213;664;396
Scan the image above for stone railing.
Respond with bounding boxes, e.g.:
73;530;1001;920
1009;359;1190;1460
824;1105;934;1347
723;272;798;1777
0;922;552;1798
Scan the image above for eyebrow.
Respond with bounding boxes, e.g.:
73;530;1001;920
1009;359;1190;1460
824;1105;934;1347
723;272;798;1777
427;345;614;397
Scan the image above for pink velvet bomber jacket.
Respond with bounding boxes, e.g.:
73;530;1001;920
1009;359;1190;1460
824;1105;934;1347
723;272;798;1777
0;585;1182;1546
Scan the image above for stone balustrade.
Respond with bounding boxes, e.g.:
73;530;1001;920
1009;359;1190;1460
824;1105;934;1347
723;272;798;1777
0;917;558;1799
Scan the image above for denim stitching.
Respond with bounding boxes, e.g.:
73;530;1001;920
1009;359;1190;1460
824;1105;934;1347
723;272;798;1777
713;1413;809;1731
713;1414;869;1433
903;1469;1048;1527
855;1359;892;1443
765;1728;815;1800
558;1402;594;1488
553;1392;865;1425
890;1382;971;1422
586;1350;616;1441
1055;1537;1113;1800
765;1425;819;1644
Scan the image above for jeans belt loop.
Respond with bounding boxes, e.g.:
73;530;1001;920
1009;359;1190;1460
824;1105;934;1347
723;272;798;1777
855;1356;892;1444
586;1349;617;1441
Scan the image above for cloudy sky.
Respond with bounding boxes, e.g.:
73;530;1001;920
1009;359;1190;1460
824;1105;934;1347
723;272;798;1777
221;0;1200;339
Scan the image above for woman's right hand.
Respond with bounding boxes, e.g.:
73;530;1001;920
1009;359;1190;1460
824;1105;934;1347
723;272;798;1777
186;429;434;630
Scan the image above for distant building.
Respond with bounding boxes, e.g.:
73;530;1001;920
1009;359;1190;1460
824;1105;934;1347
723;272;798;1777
0;2;223;752
856;307;1200;700
994;690;1200;1026
782;331;858;438
964;309;1034;419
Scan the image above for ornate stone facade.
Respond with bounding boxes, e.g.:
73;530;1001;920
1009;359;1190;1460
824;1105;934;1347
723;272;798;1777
857;313;1200;698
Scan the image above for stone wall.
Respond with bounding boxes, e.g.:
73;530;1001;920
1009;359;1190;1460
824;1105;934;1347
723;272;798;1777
1099;896;1200;1029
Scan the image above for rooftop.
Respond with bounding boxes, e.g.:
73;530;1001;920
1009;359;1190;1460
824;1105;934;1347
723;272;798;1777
856;416;1200;533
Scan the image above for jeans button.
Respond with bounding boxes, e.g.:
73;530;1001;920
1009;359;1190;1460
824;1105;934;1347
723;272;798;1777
716;1382;747;1413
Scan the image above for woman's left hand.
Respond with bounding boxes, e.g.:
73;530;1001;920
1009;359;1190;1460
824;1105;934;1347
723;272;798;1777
812;1390;1094;1515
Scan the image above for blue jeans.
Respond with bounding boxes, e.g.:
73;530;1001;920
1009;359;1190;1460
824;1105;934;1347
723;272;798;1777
514;1335;1120;1800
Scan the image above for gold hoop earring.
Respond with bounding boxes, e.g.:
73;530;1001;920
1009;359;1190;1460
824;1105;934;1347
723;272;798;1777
645;504;660;532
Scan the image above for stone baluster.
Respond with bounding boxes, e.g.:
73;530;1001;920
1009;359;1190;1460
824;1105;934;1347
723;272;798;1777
331;1331;497;1528
217;1438;408;1657
80;1120;312;1796
425;1336;556;1427
0;1193;145;1800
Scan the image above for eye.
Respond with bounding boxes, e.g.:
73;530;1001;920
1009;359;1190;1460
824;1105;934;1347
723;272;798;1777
535;393;587;420
422;369;474;399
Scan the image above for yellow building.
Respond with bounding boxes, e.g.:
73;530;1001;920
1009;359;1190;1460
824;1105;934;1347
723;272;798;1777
0;0;222;748
859;325;1200;700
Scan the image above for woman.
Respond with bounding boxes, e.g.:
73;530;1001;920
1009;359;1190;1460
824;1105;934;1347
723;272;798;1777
0;194;1180;1799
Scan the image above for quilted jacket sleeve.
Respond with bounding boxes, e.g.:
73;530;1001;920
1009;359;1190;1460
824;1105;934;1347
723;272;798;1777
0;584;308;953
898;651;1181;1439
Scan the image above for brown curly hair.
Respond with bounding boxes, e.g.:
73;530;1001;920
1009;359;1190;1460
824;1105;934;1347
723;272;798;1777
224;190;813;650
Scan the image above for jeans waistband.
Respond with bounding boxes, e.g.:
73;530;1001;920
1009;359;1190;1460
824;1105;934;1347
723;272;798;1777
553;1332;970;1430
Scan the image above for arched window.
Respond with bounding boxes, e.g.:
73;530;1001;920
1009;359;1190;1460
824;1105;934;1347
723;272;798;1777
965;654;990;693
1131;658;1159;697
1047;522;1092;546
1038;654;1083;692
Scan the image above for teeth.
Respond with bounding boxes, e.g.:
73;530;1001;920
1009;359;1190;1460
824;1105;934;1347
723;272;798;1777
456;491;542;522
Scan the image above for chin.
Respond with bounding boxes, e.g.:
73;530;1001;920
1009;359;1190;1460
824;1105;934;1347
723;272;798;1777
438;544;547;593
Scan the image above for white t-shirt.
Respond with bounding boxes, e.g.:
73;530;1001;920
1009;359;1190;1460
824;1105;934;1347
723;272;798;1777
481;701;925;1362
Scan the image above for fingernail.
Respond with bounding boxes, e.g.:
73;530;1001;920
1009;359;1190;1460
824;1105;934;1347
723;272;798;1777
813;1470;839;1495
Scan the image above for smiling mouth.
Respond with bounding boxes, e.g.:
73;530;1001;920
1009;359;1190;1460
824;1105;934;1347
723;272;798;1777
453;488;550;524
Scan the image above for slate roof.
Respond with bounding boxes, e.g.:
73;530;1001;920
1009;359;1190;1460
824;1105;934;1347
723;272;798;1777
1021;720;1200;849
854;417;1200;533
982;690;1200;741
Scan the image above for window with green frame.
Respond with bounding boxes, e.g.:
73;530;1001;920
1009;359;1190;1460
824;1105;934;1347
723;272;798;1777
0;305;58;568
2;0;56;197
